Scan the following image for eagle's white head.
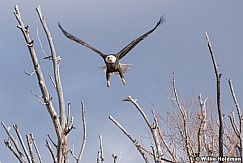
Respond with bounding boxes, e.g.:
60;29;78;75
105;55;116;63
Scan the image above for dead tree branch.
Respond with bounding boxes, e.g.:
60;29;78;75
69;101;87;163
64;103;74;135
36;26;48;58
97;151;101;163
69;143;78;162
172;73;192;162
228;112;240;138
197;95;207;157
35;5;68;162
109;116;150;163
30;134;43;163
13;5;62;143
1;122;26;163
151;110;178;162
26;134;36;163
205;32;224;159
227;78;243;160
120;96;177;163
13;124;32;163
123;96;163;162
98;135;105;163
36;5;66;128
77;101;87;163
112;154;118;163
47;134;57;148
46;140;57;163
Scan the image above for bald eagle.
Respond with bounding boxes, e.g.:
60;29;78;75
58;16;165;87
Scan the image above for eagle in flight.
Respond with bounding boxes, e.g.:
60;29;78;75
58;16;165;87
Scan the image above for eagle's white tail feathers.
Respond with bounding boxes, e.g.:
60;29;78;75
99;64;132;75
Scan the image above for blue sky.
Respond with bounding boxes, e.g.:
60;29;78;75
1;0;243;162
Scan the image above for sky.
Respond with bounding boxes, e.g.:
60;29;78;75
1;0;243;162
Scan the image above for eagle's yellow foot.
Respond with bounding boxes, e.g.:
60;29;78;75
107;81;111;87
122;78;126;85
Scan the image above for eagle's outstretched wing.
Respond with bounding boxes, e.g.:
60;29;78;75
117;16;166;60
58;23;106;58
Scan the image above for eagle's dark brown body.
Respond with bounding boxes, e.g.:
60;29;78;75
106;61;119;73
59;16;165;87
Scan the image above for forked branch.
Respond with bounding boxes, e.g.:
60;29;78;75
13;5;62;141
1;122;26;163
36;5;66;128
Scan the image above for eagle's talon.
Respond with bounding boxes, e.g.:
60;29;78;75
122;78;126;85
107;81;111;87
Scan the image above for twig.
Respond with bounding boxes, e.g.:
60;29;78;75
24;70;36;76
112;154;118;163
99;135;105;163
26;134;36;163
4;139;25;163
172;73;192;162
228;112;240;137
36;26;48;57
151;146;157;162
13;124;32;163
77;101;87;162
30;134;43;163
97;151;101;163
67;102;71;126
45;140;57;163
69;142;78;162
140;146;154;156
30;90;42;99
64;102;75;135
227;79;242;118
47;134;57;148
48;74;56;89
1;122;25;162
151;111;163;162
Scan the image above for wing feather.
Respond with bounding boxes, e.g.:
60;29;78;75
117;16;166;60
58;23;106;58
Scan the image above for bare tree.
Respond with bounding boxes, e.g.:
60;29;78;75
2;5;87;163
